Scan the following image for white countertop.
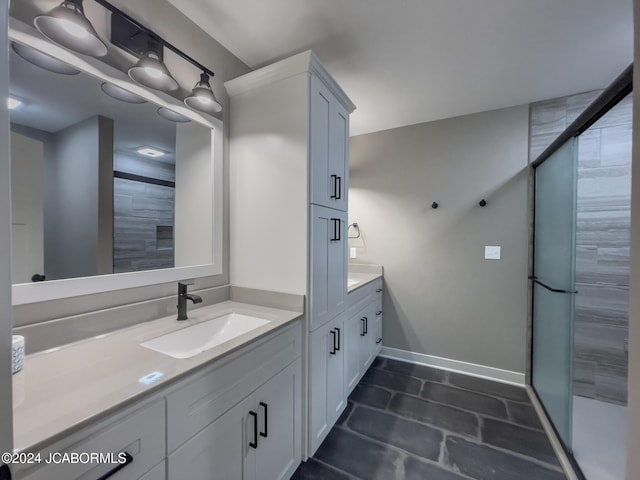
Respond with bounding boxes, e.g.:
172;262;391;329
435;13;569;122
347;272;383;293
12;301;302;453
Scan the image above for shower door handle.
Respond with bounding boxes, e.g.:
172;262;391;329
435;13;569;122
529;276;577;294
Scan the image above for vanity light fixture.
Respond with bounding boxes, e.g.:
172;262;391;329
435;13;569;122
34;0;108;57
157;107;191;123
136;146;166;158
127;44;179;92
12;42;81;75
184;73;222;114
100;82;147;104
7;96;23;110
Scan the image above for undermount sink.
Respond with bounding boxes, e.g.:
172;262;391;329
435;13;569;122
140;313;270;359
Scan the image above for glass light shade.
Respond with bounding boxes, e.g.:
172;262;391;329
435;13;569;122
184;73;222;114
12;42;80;75
34;0;108;57
157;107;191;123
128;51;179;92
101;82;147;104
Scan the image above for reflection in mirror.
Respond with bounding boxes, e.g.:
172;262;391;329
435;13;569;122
9;40;214;284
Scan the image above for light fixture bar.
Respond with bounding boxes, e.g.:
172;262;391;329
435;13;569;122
93;0;215;78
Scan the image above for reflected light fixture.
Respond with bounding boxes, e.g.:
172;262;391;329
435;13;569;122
136;146;166;158
101;82;147;104
157;107;191;123
184;73;222;114
34;0;108;57
128;44;179;92
12;42;81;75
8;97;23;110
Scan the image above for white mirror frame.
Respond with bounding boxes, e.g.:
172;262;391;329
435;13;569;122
9;18;223;306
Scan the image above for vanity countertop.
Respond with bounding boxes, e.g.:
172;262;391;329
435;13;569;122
347;272;383;293
12;301;302;453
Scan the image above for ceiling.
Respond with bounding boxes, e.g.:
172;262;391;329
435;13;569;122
167;0;633;136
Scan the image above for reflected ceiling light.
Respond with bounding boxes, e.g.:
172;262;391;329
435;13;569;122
8;97;23;110
136;146;166;158
157;107;191;123
184;73;222;114
34;0;108;57
12;42;81;75
128;46;179;92
101;82;147;104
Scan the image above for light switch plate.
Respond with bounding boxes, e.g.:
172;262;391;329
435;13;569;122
350;247;357;259
485;246;501;260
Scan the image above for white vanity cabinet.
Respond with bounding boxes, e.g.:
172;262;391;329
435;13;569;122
308;312;347;454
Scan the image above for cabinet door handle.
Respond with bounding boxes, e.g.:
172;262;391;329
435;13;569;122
330;174;338;199
376;338;383;344
96;452;133;480
249;411;258;448
376;288;382;293
335;327;341;351
336;176;342;200
376;310;382;316
361;317;366;336
259;402;268;438
329;330;337;355
330;218;338;242
336;219;341;241
364;316;368;334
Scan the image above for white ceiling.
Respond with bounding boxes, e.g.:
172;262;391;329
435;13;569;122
169;0;633;136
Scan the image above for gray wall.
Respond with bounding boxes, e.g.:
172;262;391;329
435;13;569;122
11;0;250;328
46;116;113;280
530;92;632;406
627;0;640;476
349;105;530;373
0;0;13;457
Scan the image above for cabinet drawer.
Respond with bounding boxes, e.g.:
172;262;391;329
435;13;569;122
166;321;301;452
347;278;383;315
21;401;165;480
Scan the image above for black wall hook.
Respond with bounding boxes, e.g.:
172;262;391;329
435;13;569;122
431;202;438;209
479;199;487;207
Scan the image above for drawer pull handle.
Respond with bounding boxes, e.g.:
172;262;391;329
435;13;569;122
364;316;368;335
329;330;337;355
96;452;133;480
249;411;258;448
259;402;268;438
335;327;341;351
361;317;366;336
376;310;382;316
376;338;383;344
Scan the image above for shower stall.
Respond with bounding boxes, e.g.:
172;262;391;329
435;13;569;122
529;67;632;480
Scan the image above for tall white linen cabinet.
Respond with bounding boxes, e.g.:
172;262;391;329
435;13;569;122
226;50;356;459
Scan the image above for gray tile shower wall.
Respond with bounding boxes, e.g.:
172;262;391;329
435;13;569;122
530;92;631;406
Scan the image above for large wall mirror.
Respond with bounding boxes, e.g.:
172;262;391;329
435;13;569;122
9;20;223;305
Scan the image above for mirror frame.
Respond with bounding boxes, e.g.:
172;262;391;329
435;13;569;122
9;18;224;306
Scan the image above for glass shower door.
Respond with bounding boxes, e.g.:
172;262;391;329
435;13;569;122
532;138;578;446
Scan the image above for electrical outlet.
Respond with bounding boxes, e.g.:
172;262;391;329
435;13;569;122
350;247;357;259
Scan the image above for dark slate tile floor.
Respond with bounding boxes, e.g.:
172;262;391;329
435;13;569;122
293;357;566;480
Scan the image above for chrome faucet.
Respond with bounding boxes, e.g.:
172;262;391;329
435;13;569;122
177;282;203;320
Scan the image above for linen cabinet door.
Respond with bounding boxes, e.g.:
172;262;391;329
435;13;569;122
310;75;333;208
310;206;347;330
168;395;255;480
329;99;349;211
254;360;301;480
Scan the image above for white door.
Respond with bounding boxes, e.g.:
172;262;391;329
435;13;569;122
329;100;349;211
344;311;363;394
254;360;301;480
310;206;347;330
1;2;15;476
325;318;345;427
10;132;44;284
168;395;255;480
359;302;375;371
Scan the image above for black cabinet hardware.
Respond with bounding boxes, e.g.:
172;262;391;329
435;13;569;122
376;288;382;293
31;274;46;282
360;317;366;336
335;327;341;351
528;276;577;294
364;317;368;334
330;218;342;242
376;310;382;316
0;464;11;480
96;452;133;480
376;338;383;344
336;176;342;199
329;330;337;355
259;402;268;438
249;411;258;448
330;174;338;199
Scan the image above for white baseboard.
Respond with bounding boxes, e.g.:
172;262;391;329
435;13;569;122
379;346;525;386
